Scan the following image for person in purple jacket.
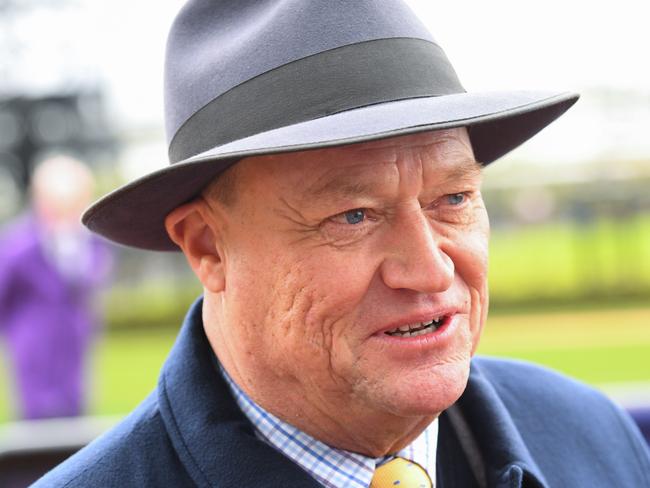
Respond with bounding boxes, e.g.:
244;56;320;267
0;155;112;420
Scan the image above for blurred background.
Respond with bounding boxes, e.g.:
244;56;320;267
0;0;648;483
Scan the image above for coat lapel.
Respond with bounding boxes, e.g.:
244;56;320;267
157;298;320;487
459;360;549;488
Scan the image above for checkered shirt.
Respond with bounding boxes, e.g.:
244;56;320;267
220;365;438;488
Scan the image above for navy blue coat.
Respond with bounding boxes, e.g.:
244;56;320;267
33;299;650;487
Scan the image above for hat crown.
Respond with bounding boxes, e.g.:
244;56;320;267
164;0;436;149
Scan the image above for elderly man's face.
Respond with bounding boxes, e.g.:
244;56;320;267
208;128;489;422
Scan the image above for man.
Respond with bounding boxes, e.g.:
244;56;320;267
0;155;111;420
35;1;650;487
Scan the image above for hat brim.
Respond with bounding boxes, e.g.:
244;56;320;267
83;90;578;250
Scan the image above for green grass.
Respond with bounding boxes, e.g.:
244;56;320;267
89;330;177;415
1;306;648;423
478;307;650;384
487;214;650;307
480;344;650;384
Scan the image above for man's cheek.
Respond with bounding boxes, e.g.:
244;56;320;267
467;260;489;355
291;285;359;374
459;228;489;283
453;230;489;353
267;275;336;351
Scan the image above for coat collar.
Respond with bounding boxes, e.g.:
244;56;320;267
158;297;547;488
158;297;320;487
462;360;549;488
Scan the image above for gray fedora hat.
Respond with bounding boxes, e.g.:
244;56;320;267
83;0;578;251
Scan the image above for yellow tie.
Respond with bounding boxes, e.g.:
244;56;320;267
370;456;432;488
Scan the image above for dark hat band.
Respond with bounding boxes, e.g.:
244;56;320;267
169;37;464;163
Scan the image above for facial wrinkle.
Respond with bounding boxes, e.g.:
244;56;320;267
302;161;398;205
271;196;327;248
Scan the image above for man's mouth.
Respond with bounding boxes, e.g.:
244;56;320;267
384;316;446;337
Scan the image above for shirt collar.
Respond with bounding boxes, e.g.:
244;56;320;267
219;361;438;488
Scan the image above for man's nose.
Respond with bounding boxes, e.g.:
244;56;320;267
379;211;454;293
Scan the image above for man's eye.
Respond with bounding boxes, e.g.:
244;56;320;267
333;209;366;225
446;193;466;206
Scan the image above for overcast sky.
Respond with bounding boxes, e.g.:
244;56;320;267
2;0;649;176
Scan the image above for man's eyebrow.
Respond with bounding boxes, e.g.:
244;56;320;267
434;158;483;187
304;177;377;200
303;161;392;200
303;158;482;201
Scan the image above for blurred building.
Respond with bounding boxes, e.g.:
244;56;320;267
0;92;118;220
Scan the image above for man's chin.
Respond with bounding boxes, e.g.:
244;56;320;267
377;363;471;417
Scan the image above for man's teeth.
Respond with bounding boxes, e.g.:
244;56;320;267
385;317;445;337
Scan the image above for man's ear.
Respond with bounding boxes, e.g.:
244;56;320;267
165;198;226;293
